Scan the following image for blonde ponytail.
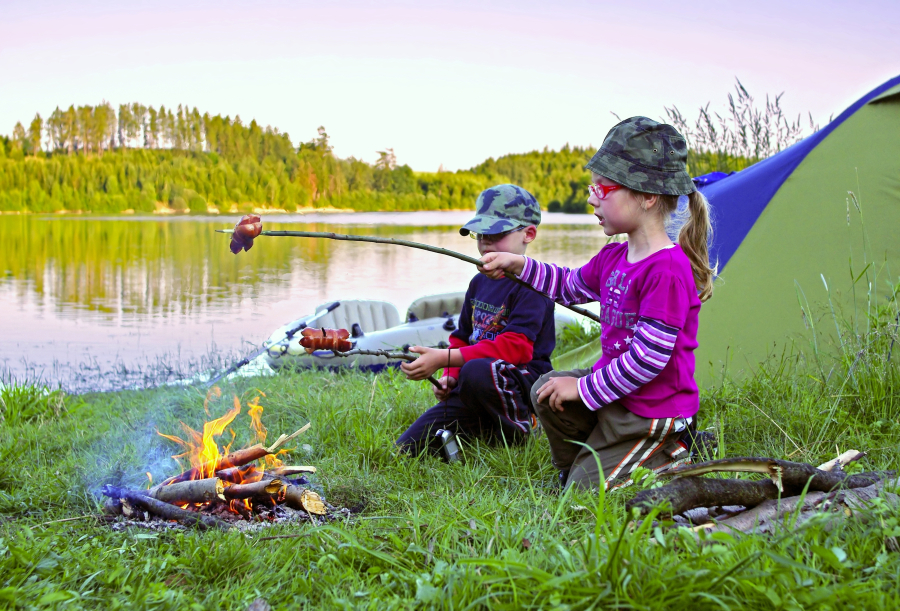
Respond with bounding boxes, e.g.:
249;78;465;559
677;190;716;302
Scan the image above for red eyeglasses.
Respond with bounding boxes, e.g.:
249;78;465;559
588;182;622;200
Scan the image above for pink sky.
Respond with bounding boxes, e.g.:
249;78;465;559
1;0;898;171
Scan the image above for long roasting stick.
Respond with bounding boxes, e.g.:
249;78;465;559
334;349;443;389
216;229;602;325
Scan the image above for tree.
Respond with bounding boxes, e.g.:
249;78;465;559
118;104;133;148
76;106;93;154
27;114;43;155
63;106;77;155
11;122;25;150
147;106;159;148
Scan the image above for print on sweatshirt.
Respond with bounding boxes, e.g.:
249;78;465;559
469;300;510;342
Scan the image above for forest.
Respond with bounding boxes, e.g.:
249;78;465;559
0;84;803;214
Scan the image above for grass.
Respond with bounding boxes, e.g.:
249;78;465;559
1;325;899;611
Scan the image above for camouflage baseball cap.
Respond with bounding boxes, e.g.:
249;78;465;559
585;117;695;196
459;184;541;236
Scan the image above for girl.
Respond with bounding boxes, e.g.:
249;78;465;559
479;116;715;490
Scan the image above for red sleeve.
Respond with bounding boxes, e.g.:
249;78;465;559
458;331;534;366
444;334;468;380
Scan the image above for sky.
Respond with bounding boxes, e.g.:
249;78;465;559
1;0;898;172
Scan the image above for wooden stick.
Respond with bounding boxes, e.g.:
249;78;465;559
267;424;310;453
216;228;602;324
334;349;442;389
817;450;866;472
101;485;229;530
224;479;284;500
148;478;225;504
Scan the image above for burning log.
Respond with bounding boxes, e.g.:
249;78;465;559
157;423;310;487
215;465;261;483
224;479;284;500
148;478;225;504
101;485;229;530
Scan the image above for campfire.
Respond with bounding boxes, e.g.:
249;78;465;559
102;389;335;530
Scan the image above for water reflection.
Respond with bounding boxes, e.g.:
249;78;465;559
0;213;602;391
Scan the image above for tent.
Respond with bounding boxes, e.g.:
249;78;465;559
555;74;900;381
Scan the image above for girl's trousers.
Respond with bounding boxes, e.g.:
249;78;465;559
531;368;689;490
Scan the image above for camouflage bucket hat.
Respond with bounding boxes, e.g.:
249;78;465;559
585;116;695;196
459;184;541;236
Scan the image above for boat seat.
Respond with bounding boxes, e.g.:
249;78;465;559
406;292;466;322
313;300;401;333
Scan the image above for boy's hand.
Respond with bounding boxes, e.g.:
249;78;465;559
400;346;450;381
479;253;525;280
536;376;581;412
433;376;457;401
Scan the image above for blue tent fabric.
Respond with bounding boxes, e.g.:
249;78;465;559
692;172;731;187
699;75;900;273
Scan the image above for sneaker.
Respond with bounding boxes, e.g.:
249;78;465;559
680;428;717;459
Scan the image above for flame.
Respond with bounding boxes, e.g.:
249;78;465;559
157;399;242;480
146;472;153;489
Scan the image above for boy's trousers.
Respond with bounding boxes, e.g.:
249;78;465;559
532;368;688;490
396;358;539;457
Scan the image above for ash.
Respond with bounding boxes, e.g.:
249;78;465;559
108;502;352;533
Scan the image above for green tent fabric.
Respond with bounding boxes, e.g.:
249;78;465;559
697;79;900;380
553;76;900;382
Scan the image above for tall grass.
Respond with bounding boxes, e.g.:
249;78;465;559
665;78;822;175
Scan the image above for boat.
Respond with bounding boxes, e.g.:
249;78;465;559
262;292;577;372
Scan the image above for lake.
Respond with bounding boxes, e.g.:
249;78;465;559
0;211;605;392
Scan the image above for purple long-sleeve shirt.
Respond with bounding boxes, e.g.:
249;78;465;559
519;242;701;419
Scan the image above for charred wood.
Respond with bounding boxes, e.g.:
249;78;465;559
101;485;229;530
224;478;284;500
148;478;225;504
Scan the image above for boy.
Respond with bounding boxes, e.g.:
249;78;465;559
397;184;555;457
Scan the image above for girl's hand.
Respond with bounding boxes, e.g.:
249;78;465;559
400;346;447;381
479;253;525;280
433;376;457;401
536;376;581;412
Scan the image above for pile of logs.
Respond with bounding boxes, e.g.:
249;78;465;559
101;424;331;530
627;450;898;534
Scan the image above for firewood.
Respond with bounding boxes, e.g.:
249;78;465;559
101;485;229;530
280;485;327;515
156;423;310;487
215;465;260;483
148;478;225;504
817;450;866;472
224;479;284;500
629;457;891;517
696;477;900;534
